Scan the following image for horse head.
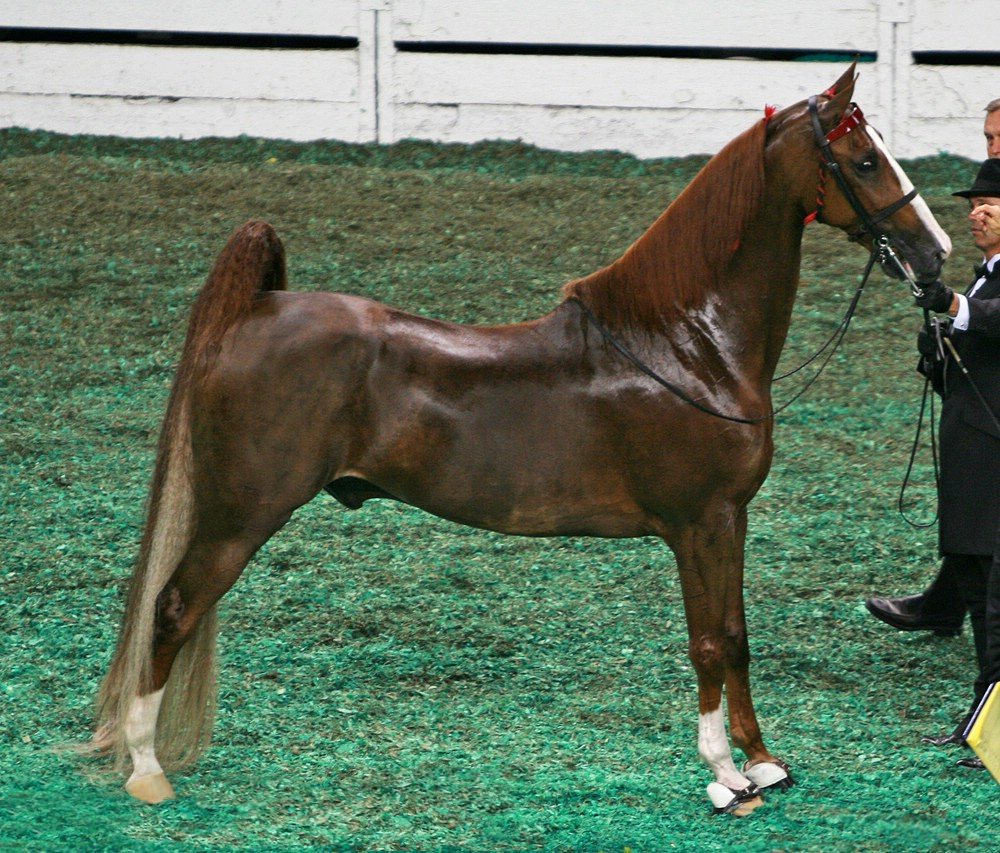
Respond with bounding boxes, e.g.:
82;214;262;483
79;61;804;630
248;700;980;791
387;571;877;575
767;63;951;285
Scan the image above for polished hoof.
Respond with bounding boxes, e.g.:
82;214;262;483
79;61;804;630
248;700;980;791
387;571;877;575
729;795;765;817
707;782;764;817
125;772;176;804
743;759;794;791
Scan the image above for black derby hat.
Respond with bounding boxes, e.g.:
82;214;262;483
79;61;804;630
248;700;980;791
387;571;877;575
953;158;1000;198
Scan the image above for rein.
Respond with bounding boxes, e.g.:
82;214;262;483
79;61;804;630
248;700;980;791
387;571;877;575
571;97;928;425
570;247;880;425
569;97;929;425
898;364;940;529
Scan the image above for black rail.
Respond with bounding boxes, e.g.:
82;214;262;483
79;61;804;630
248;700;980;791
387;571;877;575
0;27;358;50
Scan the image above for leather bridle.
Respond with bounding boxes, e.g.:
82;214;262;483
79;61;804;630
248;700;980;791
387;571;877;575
805;95;918;241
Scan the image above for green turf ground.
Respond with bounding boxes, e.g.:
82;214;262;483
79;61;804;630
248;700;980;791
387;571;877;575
0;127;993;851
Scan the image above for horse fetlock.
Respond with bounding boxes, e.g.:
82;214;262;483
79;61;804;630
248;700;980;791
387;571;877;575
124;688;166;784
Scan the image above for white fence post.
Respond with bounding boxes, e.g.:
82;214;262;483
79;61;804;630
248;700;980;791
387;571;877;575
878;0;913;154
359;0;395;144
357;3;379;142
375;1;396;145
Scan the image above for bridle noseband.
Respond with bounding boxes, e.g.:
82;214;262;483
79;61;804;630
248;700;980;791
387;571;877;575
805;95;917;243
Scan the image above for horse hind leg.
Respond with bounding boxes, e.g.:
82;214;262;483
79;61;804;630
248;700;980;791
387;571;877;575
123;529;272;803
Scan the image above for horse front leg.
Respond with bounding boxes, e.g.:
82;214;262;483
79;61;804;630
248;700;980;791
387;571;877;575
721;509;793;793
672;511;764;816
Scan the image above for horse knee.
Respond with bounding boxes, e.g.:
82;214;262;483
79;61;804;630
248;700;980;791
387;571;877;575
688;622;751;682
689;634;726;678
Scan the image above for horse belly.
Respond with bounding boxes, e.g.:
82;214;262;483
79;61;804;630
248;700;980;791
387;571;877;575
347;381;653;538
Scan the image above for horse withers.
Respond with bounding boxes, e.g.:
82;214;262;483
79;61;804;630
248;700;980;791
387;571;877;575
91;65;950;814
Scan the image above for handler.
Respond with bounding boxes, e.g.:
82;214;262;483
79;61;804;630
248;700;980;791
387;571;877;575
868;100;1000;635
902;159;1000;770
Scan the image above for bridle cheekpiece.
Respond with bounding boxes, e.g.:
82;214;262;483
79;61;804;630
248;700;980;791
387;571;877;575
805;95;917;243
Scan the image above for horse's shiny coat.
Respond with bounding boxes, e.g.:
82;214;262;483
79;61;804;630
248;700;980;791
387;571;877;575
93;66;950;807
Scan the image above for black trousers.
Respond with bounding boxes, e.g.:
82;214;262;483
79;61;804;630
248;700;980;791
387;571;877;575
923;550;1000;682
945;552;1000;729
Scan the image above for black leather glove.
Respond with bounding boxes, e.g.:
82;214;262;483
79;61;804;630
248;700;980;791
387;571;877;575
913;279;954;313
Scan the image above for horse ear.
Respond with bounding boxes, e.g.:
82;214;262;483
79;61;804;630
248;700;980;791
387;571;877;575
826;61;858;100
816;62;858;129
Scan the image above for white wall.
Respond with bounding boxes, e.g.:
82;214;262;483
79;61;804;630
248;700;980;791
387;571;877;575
1;0;997;159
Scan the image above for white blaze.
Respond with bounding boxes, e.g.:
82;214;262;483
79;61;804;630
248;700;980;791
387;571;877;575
868;127;953;256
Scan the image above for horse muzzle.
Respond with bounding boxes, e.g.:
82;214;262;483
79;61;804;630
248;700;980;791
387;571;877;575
875;234;948;286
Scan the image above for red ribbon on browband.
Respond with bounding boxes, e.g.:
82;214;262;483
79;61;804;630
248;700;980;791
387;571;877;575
825;103;864;143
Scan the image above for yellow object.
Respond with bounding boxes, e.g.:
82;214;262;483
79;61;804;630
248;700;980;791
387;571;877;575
965;683;1000;784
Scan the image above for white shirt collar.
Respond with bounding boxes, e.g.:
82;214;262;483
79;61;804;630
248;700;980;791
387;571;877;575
984;253;1000;275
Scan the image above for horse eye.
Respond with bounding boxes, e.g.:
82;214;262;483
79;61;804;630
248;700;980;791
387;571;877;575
856;158;878;174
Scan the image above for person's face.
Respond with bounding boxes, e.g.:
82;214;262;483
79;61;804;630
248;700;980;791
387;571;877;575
969;196;1000;255
985;110;1000;158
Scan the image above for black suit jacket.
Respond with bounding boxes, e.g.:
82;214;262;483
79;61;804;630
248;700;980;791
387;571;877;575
930;265;1000;555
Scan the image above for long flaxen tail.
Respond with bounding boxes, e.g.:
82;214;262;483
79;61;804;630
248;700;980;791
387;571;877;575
92;221;287;773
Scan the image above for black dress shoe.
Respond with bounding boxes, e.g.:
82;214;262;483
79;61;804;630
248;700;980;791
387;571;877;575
921;732;966;747
865;594;963;636
956;757;985;770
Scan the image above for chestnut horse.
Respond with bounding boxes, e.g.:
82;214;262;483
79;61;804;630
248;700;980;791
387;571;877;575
92;67;950;813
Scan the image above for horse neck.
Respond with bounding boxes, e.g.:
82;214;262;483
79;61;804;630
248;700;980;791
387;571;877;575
713;200;806;382
573;173;807;389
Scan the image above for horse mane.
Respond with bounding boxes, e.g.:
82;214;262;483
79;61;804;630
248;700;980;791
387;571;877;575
563;117;769;329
